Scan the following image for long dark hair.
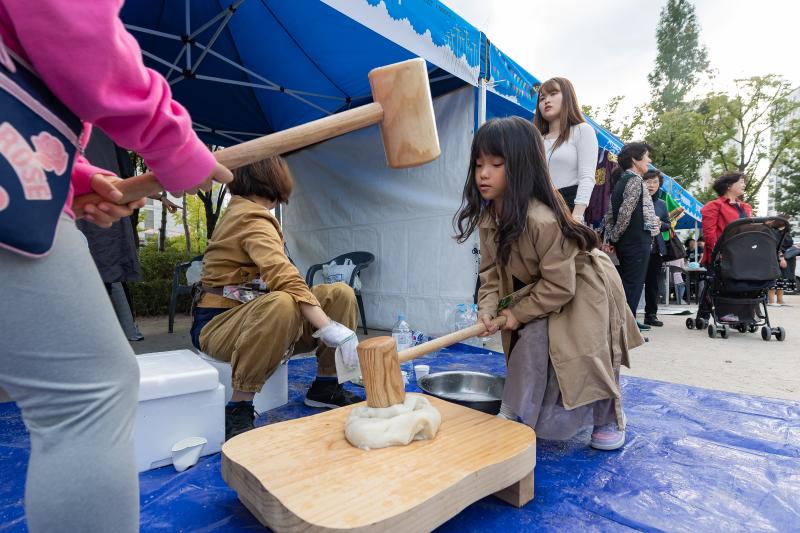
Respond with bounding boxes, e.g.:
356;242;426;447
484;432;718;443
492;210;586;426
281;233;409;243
453;117;598;265
532;77;585;152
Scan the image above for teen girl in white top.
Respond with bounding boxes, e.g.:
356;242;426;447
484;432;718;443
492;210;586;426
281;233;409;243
533;77;598;224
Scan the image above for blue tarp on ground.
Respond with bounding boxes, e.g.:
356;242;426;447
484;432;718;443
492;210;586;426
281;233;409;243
1;345;798;532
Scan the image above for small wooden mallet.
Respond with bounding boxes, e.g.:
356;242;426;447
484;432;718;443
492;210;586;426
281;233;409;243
358;317;507;408
73;58;439;216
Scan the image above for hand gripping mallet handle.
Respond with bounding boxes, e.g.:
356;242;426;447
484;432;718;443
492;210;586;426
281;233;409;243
397;316;507;364
72;58;439;217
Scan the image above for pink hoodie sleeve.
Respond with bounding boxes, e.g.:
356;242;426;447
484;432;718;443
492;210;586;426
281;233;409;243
71;155;115;197
0;0;215;193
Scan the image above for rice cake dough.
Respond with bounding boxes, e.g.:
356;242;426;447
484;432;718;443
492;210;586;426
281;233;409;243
345;394;442;450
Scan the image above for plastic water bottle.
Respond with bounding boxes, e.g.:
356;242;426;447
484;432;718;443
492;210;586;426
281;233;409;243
392;314;414;385
454;303;479;346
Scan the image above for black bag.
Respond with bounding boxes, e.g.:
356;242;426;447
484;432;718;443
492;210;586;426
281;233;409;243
663;231;686;261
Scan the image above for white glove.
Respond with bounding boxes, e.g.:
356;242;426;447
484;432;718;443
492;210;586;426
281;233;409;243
314;321;359;368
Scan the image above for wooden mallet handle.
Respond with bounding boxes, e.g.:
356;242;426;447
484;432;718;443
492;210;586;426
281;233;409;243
72;103;384;217
397;316;507;364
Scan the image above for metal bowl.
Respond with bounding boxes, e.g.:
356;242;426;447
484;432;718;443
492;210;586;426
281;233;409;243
418;371;505;414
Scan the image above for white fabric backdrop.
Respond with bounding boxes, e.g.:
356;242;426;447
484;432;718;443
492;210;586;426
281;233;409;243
284;86;477;336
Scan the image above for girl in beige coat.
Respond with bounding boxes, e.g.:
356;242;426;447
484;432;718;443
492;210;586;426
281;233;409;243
454;117;644;450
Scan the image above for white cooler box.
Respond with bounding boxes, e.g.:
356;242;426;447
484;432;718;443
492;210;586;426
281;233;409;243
135;350;225;472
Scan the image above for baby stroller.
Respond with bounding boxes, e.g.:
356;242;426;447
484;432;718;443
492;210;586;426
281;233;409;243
685;217;789;341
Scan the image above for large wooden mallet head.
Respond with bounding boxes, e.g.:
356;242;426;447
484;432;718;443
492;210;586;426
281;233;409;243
368;58;440;169
73;58;440;216
357;317;506;408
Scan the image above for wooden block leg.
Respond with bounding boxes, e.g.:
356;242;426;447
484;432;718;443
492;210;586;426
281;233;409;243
493;470;534;508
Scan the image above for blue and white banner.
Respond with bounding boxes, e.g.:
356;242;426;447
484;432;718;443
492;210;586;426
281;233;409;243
322;0;481;84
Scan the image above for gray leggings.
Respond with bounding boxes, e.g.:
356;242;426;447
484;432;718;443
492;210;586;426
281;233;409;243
0;216;139;532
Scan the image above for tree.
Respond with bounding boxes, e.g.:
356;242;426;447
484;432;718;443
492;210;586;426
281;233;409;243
173;192;212;253
156;193;180;252
645;106;707;191
197;184;228;241
128;151;148;248
697;75;800;205
581;96;646;142
648;0;709;113
181;193;191;253
776;151;800;219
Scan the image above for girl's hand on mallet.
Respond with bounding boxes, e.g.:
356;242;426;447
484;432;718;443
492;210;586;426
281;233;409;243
479;313;498;337
499;309;521;331
81;174;147;228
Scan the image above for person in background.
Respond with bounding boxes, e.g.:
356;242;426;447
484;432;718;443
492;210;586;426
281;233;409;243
696;172;752;320
684;238;700;263
768;218;795;306
533;77;599;223
0;2;232;531
696;236;706;263
642;170;671;327
667;257;689;304
76;129;144;341
191;157;362;441
603;142;661;332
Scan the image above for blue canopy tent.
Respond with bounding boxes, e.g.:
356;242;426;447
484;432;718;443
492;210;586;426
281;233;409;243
120;0;703;332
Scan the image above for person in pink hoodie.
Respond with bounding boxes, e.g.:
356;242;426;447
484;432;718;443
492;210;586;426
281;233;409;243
0;1;232;531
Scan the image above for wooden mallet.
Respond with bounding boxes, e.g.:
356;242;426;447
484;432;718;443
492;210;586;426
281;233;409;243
73;58;439;216
358;317;507;408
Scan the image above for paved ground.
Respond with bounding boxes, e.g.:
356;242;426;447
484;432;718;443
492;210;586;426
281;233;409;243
2;296;795;404
135;295;799;402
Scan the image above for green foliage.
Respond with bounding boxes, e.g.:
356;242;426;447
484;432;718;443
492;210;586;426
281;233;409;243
130;243;195;316
776;152;800;219
645;105;706;190
581;96;647;142
648;0;709;113
696;75;800;204
692;186;718;206
172;193;210;253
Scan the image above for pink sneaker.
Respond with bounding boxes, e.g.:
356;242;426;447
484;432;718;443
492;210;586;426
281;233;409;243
590;416;626;451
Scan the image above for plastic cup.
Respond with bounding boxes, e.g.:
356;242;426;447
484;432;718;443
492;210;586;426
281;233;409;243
414;364;430;381
171;436;207;472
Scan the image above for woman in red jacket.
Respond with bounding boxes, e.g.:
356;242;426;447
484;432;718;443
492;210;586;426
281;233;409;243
700;171;752;264
697;171;752;320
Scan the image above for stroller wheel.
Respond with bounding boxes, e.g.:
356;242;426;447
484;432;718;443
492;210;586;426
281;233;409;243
774;326;786;342
719;325;729;339
736;324;747;333
686;318;695;330
696;318;707;330
748;324;758;333
707;323;717;338
761;326;772;341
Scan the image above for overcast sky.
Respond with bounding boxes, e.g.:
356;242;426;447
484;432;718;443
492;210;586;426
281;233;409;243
441;0;800;119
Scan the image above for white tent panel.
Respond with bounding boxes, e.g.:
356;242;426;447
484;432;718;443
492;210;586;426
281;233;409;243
284;86;476;335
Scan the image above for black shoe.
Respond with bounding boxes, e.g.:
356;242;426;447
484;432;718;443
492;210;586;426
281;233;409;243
304;379;364;409
636;321;652;331
225;401;255;441
644;315;663;327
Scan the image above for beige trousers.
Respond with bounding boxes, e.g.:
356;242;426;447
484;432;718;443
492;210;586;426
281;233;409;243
199;283;357;392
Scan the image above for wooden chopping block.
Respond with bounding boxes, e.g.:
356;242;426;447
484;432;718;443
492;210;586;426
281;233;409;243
221;396;536;532
72;58;439;217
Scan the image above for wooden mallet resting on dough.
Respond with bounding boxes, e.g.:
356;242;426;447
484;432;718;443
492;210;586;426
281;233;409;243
358;316;507;408
73;58;440;216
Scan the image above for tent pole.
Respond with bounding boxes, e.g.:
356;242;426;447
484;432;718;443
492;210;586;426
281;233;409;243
478;78;487;126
